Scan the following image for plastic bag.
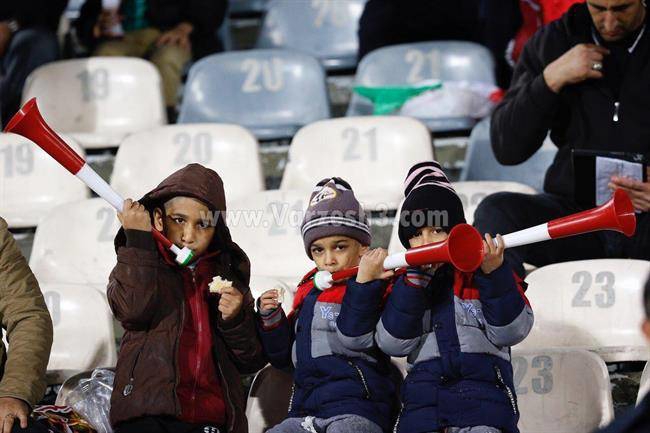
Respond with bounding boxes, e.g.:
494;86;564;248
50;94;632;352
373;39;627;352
399;80;504;119
64;369;114;433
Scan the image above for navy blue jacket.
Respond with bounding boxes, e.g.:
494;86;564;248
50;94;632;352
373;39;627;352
256;269;397;432
376;265;533;433
594;395;650;433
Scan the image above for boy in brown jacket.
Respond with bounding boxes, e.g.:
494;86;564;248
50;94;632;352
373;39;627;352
108;164;266;433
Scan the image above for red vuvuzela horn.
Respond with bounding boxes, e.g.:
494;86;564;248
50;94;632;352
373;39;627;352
501;189;636;248
313;224;484;290
4;98;194;265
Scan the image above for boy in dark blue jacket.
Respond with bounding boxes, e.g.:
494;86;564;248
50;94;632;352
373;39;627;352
256;177;396;433
377;161;534;433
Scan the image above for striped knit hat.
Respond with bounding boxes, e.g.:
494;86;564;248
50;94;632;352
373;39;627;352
301;177;371;258
398;161;466;248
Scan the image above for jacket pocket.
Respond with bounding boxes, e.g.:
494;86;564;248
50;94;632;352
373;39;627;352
494;365;517;415
347;359;371;400
122;341;145;397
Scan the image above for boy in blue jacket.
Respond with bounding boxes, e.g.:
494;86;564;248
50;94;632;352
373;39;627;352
256;177;396;433
377;161;534;433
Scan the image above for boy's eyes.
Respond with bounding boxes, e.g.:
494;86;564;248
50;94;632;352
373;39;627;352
172;217;184;224
335;244;347;250
311;247;323;255
198;221;211;229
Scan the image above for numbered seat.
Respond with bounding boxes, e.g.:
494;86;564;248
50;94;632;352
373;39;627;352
513;348;614;433
256;0;365;71
280;116;433;211
0;133;89;228
638;362;650;404
346;41;496;132
246;365;294;433
178;50;331;141
249;275;294;315
22;58;166;149
44;283;117;383
228;190;313;287
460;118;557;192
514;259;650;362
110;124;264;202
29;198;120;290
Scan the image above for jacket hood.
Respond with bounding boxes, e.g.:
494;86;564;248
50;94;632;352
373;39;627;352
114;163;251;285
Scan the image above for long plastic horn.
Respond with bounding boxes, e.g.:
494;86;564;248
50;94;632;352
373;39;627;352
501;189;636;248
4;98;194;266
313;223;484;290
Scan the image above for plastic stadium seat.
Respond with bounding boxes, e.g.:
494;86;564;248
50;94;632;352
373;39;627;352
514;259;650;362
110;124;264;202
513;348;614;433
256;0;365;71
246;365;294;433
347;41;495;132
228;190;313;287
249;275;294;315
0;133;89;228
22;58;166;149
460;118;557;192
638;362;650;405
281;116;433;211
178;50;331;141
453;181;536;225
44;283;117;382
29;198;120;290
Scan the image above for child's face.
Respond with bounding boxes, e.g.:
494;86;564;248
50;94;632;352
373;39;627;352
153;196;216;260
310;236;368;273
409;226;449;248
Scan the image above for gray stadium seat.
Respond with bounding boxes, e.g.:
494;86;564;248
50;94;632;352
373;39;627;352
459;118;557;192
347;41;495;132
178;49;331;141
256;0;365;71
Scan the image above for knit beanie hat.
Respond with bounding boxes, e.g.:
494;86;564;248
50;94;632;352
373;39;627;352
301;177;371;258
398;161;466;248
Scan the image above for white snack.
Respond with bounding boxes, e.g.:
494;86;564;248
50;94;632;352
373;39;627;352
275;286;285;305
209;276;232;294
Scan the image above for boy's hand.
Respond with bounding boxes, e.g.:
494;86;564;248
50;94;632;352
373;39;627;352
481;234;504;275
218;286;244;322
0;397;29;432
356;249;394;284
117;199;152;232
258;289;280;314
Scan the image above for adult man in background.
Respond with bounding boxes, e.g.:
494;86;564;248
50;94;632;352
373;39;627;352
475;0;650;277
0;217;53;433
0;0;68;125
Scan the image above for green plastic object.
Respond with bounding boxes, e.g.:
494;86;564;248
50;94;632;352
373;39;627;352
353;83;442;115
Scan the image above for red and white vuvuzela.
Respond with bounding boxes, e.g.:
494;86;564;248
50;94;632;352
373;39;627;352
313;223;484;290
501;188;636;248
4;98;194;266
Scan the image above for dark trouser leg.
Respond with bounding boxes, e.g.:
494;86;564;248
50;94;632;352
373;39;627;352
473;192;609;277
624;212;650;260
0;28;59;125
11;419;51;433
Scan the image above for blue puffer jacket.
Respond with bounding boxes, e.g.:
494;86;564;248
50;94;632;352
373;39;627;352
256;269;397;432
376;264;533;433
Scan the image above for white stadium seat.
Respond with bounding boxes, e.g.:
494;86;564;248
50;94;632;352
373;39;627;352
514;259;650;362
22;58;166;149
110;124;264;202
281;116;433;211
44;283;117;382
246;365;294;433
228;190;313;287
638;361;650;405
513;348;614;433
249;275;294;315
0;133;88;228
29;198;120;290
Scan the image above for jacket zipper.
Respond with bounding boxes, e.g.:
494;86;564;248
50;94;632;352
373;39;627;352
613;101;620;122
189;269;203;421
123;348;142;396
393;403;403;433
347;360;371;399
216;353;236;431
287;384;296;413
494;365;517;415
173;276;185;416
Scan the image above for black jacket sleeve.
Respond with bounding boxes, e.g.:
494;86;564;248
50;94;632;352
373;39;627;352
75;0;102;51
1;0;68;32
490;22;564;165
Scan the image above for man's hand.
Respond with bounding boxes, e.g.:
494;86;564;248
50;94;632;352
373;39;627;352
258;289;280;314
157;22;193;50
117;199;152;231
481;234;505;275
0;22;12;58
219;286;243;322
0;397;29;433
93;9;122;38
356;249;394;284
543;44;609;93
609;172;650;212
